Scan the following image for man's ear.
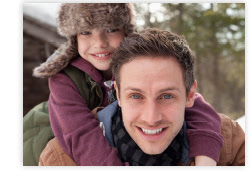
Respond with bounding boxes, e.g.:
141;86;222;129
114;81;121;107
185;81;197;108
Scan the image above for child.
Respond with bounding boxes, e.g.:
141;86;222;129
32;3;223;166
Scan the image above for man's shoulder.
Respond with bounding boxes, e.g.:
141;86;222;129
97;100;119;146
218;113;245;166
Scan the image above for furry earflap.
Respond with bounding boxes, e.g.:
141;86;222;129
33;37;78;78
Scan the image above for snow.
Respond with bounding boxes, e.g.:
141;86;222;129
236;115;245;132
23;3;61;27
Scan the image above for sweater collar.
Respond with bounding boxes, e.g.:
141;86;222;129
70;56;104;84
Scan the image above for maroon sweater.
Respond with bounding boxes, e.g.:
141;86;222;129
48;57;223;165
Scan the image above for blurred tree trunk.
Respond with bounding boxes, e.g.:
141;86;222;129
177;3;184;35
212;52;221;112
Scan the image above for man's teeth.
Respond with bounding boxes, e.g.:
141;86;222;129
141;128;163;135
95;53;110;57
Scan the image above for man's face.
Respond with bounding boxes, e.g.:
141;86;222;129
114;56;196;155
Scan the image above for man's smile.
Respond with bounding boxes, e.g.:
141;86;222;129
136;126;168;141
141;127;163;135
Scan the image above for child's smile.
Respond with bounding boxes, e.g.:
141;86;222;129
91;52;112;60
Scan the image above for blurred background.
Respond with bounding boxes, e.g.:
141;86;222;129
23;3;245;127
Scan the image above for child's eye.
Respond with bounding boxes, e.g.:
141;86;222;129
80;31;91;35
131;94;142;99
107;28;119;33
161;94;173;100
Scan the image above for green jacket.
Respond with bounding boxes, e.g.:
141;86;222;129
23;64;104;166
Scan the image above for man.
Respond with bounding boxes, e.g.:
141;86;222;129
39;28;245;166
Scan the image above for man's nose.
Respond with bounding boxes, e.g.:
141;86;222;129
93;32;108;48
141;101;162;125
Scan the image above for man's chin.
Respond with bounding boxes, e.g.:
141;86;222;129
132;135;173;155
141;148;166;155
139;143;170;155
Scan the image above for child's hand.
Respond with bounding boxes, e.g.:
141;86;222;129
91;107;104;119
195;156;217;166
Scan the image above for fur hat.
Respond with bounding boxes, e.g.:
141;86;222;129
33;3;136;78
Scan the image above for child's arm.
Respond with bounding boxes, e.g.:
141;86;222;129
185;93;223;165
48;73;125;166
195;156;217;166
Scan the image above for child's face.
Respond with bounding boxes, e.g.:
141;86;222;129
77;28;125;72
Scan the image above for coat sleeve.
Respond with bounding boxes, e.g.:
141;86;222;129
48;73;126;166
185;93;224;162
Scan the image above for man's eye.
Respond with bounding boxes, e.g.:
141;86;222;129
80;31;91;35
161;94;173;99
131;94;141;99
107;28;119;33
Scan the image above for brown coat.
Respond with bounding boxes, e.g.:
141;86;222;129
39;113;245;166
218;113;245;166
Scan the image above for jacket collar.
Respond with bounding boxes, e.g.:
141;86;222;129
97;100;119;146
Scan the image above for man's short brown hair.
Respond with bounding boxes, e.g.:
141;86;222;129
110;28;195;96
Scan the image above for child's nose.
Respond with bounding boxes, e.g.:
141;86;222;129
93;33;108;48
